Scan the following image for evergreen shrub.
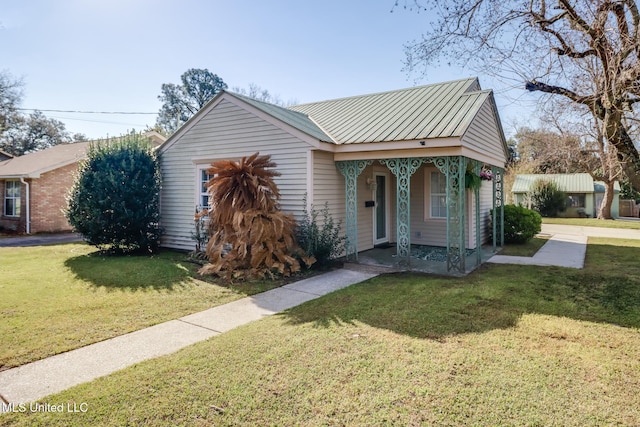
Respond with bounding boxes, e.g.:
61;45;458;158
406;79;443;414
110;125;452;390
66;132;162;253
495;204;542;244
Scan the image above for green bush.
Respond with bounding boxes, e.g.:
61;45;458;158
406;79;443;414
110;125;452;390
495;204;542;244
296;198;345;267
531;179;567;217
66;132;162;253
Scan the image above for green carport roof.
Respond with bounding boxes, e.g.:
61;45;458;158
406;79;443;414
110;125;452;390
512;173;595;193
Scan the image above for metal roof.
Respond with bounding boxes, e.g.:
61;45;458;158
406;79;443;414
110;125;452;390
287;77;487;144
512;173;595;193
594;181;621;193
230;93;333;142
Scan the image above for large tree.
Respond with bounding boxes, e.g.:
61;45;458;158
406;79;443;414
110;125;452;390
403;0;640;185
0;70;85;155
156;68;227;134
513;127;583;174
0;110;83;156
0;70;23;135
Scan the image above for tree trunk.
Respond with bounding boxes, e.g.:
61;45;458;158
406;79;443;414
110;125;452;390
601;111;640;189
597;181;615;220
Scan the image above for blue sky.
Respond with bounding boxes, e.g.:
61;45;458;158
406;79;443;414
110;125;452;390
2;0;538;139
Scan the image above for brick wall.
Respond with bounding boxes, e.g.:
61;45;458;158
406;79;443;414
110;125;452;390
30;162;79;233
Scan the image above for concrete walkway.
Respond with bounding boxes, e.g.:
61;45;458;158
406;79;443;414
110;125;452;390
0;269;377;407
487;232;587;268
0;233;82;247
486;223;640;269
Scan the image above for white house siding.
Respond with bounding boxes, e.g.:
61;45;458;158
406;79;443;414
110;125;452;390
461;98;506;166
412;166;447;247
310;150;349;257
407;165;491;250
160;99;312;250
479;181;494;244
311;150;345;224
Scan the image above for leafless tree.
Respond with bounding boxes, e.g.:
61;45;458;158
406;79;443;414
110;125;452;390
402;0;640;185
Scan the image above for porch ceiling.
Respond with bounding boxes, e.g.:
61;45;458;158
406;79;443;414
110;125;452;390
333;145;504;167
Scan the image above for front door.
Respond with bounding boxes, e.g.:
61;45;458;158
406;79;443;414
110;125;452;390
374;172;389;244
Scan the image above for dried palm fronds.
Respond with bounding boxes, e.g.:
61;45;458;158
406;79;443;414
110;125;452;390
199;153;315;280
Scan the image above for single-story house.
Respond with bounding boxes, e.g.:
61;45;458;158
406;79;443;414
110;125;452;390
512;173;620;218
0;132;165;234
158;77;508;274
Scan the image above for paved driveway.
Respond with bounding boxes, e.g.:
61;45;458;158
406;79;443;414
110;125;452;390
0;233;83;247
541;223;640;239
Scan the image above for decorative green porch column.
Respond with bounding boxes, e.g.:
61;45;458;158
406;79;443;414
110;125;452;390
471;160;482;267
379;157;427;266
491;166;505;249
336;160;373;261
433;156;467;273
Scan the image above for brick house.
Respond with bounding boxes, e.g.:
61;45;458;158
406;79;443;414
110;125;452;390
0;132;165;234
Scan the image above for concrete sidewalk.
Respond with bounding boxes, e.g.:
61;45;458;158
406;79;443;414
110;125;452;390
0;233;82;247
0;269;377;407
486;232;588;268
486;223;640;269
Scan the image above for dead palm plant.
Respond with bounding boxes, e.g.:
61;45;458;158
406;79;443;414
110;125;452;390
199;153;314;279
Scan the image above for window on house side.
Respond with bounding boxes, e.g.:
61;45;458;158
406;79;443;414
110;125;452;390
566;194;586;208
199;168;213;210
430;171;447;218
4;181;21;217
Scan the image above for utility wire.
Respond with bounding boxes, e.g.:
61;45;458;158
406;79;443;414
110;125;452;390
16;108;157;115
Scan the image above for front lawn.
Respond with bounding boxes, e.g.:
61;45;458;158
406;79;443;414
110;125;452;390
543;216;640;229
2;237;639;426
0;243;295;370
498;235;549;256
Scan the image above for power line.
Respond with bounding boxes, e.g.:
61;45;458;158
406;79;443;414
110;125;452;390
16;108;157;115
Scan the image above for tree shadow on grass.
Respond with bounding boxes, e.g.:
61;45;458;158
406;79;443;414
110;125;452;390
64;250;192;291
283;241;640;340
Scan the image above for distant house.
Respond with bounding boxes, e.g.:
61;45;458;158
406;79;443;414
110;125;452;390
0;132;165;234
512;173;620;218
158;78;508;274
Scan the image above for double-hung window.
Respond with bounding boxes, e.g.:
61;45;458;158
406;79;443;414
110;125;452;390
198;168;213;211
4;181;21;217
429;171;447;218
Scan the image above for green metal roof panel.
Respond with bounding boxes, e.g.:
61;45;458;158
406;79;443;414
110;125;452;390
594;181;621;193
288;78;484;144
512;173;595;193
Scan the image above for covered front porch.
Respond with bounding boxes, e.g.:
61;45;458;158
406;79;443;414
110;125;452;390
336;155;504;275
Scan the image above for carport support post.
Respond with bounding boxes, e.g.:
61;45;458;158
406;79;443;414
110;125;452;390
472;160;482;267
491;166;505;249
336;160;373;261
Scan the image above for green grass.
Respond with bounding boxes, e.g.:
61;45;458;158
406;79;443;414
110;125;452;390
498;236;549;256
0;243;300;370
2;237;639;426
543;216;640;229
